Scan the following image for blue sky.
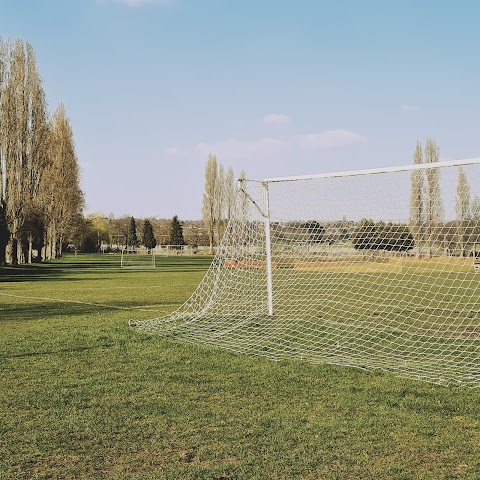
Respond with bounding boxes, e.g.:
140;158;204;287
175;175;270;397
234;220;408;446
1;0;480;219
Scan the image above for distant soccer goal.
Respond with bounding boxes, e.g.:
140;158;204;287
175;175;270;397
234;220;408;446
131;158;480;387
120;247;156;268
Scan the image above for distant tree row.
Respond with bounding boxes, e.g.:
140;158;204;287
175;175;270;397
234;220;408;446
0;38;83;265
408;138;480;257
352;220;414;252
78;214;202;253
125;217;160;249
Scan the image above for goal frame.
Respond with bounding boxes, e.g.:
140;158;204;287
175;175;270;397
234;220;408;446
120;247;156;268
261;157;480;317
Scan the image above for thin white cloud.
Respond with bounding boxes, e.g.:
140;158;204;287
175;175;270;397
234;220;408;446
165;147;180;156
194;129;366;161
99;0;174;7
263;113;290;125
296;130;367;150
401;104;421;113
195;138;290;160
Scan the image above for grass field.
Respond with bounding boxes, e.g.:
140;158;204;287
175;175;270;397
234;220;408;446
2;254;480;479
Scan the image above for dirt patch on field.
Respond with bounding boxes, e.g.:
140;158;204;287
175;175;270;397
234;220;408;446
292;257;475;273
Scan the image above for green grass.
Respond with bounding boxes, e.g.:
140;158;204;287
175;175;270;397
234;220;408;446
2;254;480;479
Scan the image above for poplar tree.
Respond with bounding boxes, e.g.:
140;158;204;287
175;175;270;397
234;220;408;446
238;169;248;222
0;37;81;264
0;200;8;265
225;166;236;223
21;42;49;263
409;141;424;251
43;105;83;259
456;166;471;256
424;138;443;256
1;38;27;263
202;154;218;254
214;163;225;244
0;39;49;263
0;40;7;264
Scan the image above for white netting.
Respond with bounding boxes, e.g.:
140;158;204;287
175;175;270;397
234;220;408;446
120;248;156;268
131;159;480;387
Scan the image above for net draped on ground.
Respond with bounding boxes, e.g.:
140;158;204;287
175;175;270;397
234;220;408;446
130;159;480;387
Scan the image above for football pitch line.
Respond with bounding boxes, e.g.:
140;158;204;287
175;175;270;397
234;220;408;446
0;291;176;314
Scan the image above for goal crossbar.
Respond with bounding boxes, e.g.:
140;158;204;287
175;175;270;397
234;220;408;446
264;157;480;183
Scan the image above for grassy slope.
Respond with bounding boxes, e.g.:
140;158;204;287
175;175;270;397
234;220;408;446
1;254;480;479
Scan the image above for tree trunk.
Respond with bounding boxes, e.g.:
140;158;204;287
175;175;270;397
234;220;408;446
27;235;33;263
10;237;18;265
0;244;6;266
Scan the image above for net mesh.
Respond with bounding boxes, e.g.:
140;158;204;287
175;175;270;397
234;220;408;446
120;248;156;268
131;160;480;387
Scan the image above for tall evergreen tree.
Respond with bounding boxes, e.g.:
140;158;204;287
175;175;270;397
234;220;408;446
127;216;138;247
142;220;156;250
169;215;185;246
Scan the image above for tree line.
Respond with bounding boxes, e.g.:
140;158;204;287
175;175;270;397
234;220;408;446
350;139;480;256
79;214;210;253
0;38;83;265
121;215;184;250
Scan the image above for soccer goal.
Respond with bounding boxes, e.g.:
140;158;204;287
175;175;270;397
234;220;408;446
131;158;480;387
120;247;156;268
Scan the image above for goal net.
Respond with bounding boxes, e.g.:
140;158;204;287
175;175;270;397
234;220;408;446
120;247;156;268
155;245;194;256
131;158;480;387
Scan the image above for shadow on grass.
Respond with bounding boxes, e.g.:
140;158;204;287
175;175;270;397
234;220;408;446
0;340;118;360
0;255;213;283
0;299;162;322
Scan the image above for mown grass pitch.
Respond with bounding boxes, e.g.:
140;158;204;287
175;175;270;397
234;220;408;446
1;254;480;479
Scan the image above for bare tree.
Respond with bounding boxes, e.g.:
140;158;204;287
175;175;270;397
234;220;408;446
409;141;424;253
202;154;218;254
0;39;46;264
21;42;49;263
455;166;471;256
224;166;236;222
214;163;226;245
1;39;25;263
42;105;83;259
0;37;82;264
0;39;8;264
424;138;443;256
0;38;6;202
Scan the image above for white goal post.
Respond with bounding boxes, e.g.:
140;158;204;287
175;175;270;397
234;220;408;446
131;158;480;387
